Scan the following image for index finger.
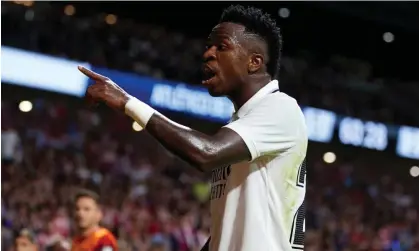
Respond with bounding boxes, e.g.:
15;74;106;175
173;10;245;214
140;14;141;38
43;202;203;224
78;66;107;81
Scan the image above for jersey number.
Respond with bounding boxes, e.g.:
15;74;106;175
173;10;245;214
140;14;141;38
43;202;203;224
290;158;306;250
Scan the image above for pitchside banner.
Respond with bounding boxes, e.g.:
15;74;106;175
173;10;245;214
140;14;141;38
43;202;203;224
88;68;234;123
1;46;418;160
1;46;90;97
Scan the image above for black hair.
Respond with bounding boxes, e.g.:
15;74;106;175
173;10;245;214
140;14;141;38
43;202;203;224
74;188;100;205
220;5;282;78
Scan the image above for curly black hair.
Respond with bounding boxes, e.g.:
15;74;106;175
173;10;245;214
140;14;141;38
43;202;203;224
220;5;282;79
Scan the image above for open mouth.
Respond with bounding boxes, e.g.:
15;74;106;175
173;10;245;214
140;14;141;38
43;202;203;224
202;65;217;84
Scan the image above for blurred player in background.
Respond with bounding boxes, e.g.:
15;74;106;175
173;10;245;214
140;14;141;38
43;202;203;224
71;189;118;251
13;229;38;251
78;4;307;251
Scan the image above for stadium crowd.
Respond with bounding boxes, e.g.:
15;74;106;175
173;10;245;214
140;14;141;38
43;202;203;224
2;95;419;251
2;2;419;251
2;1;419;126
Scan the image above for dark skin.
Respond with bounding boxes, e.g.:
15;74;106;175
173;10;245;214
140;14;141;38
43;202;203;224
79;22;272;172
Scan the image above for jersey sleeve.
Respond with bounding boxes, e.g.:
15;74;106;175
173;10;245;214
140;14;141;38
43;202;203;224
94;233;118;251
224;95;306;162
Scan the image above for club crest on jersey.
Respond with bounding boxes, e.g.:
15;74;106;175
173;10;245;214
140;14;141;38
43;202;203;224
210;165;231;200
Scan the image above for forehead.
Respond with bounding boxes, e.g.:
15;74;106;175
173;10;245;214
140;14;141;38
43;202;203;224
76;197;97;207
209;22;246;41
16;236;32;244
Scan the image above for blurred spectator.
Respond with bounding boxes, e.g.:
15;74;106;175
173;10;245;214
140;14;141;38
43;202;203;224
2;123;22;166
1;96;418;251
13;229;39;251
2;1;418;126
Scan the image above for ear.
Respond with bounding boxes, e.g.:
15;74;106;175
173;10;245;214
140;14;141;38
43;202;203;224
248;53;264;73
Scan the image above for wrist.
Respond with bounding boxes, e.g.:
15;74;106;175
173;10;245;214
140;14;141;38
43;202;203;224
124;96;156;128
120;94;130;111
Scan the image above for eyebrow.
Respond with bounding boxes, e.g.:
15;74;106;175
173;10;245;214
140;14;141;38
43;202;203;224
208;32;231;41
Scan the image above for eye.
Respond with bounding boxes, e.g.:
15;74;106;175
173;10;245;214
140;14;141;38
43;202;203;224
205;42;214;51
217;44;227;51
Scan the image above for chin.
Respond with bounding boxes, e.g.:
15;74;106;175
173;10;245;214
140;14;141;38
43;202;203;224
206;82;227;97
207;88;225;97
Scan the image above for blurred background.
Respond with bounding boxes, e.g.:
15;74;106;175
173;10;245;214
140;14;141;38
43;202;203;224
1;1;419;251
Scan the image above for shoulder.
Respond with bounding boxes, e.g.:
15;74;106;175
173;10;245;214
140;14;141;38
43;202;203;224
224;92;307;161
244;92;306;130
95;228;117;246
262;92;302;114
95;228;114;238
239;92;303;121
257;92;308;148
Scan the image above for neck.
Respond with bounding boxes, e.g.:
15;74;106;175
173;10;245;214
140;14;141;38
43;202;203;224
79;225;99;237
229;74;272;110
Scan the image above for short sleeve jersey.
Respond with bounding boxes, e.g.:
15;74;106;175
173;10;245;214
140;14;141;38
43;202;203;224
71;228;117;251
209;80;308;251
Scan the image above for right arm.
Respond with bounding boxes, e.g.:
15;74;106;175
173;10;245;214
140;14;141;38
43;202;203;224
78;67;251;172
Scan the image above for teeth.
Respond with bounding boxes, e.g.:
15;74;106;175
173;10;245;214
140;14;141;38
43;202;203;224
203;66;213;74
203;71;215;81
202;65;216;81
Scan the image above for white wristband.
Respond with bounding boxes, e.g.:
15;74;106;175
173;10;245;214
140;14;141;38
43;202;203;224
124;96;156;128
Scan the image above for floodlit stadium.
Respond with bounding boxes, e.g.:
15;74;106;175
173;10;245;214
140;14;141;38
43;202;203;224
1;2;418;251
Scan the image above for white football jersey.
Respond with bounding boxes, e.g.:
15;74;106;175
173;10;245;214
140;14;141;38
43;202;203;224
209;80;307;251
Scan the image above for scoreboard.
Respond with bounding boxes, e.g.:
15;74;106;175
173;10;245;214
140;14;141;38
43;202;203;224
304;107;419;160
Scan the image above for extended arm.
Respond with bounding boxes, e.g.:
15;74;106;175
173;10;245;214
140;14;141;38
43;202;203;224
145;113;250;171
78;66;286;173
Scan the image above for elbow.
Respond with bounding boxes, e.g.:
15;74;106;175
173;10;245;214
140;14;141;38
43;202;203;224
195;158;214;172
192;145;218;172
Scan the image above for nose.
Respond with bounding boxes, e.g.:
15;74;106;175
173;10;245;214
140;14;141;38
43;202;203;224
203;45;216;63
